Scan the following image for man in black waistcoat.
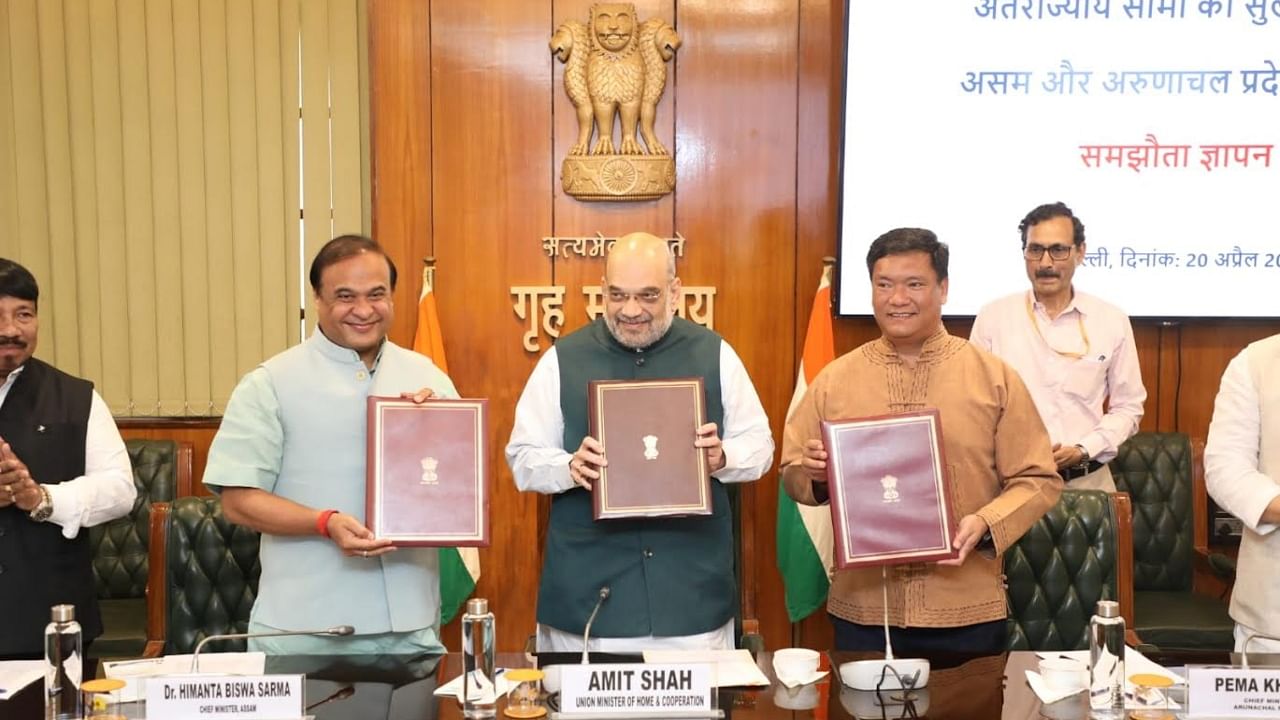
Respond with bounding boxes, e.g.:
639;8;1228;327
506;233;774;652
0;258;134;659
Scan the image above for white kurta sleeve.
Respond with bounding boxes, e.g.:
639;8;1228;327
45;391;136;538
712;342;774;483
506;348;576;495
1206;350;1280;534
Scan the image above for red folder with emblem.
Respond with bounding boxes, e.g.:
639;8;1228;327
587;377;711;520
821;409;959;568
366;396;490;546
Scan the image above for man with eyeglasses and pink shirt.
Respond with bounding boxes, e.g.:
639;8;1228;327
970;202;1147;491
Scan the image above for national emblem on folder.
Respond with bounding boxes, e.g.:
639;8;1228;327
821;409;959;568
588;377;711;520
366;397;490;546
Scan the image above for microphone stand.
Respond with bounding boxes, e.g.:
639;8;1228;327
580;587;612;664
883;566;896;663
1241;632;1280;669
191;625;355;673
839;568;930;691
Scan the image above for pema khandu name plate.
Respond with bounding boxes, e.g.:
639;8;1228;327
1187;665;1280;718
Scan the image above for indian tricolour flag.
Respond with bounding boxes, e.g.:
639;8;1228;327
413;261;481;625
775;262;836;622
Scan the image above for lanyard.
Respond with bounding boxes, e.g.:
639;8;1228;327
1025;295;1090;359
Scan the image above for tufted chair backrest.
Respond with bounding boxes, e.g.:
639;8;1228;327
1110;432;1193;592
152;497;262;655
1005;489;1129;651
90;439;190;599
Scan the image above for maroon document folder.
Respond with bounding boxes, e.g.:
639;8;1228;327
366;396;490;546
588;377;711;520
821;409;959;568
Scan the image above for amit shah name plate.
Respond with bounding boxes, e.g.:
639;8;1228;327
588;378;711;520
366;397;490;546
821;409;958;568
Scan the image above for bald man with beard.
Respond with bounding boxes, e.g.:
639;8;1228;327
506;232;774;652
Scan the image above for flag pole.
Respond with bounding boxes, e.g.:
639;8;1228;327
782;255;839;644
412;255;477;622
423;257;436;296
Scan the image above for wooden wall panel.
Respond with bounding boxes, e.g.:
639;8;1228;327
1171;322;1279;441
364;0;1280;651
368;0;432;346
674;0;799;644
1134;323;1162;431
426;0;554;651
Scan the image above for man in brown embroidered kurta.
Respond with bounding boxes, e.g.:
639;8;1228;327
782;228;1061;652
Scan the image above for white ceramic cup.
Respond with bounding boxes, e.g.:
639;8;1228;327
773;648;821;681
1037;657;1088;693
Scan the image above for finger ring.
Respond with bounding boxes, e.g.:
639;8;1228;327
362;550;368;558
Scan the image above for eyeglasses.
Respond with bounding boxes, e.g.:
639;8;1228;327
606;288;666;304
1023;243;1075;261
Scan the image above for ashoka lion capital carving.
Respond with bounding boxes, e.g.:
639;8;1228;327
551;4;680;201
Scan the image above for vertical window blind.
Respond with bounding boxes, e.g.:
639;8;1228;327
0;0;369;416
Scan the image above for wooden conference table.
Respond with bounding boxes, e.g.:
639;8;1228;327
0;649;1239;719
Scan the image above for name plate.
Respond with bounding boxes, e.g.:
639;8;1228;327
1187;666;1280;718
558;663;713;715
145;674;304;720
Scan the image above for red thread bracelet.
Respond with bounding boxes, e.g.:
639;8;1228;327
316;509;338;537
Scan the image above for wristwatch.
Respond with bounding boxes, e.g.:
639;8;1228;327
29;484;53;522
1073;444;1091;466
976;530;996;558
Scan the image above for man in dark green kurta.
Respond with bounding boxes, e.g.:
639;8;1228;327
506;232;774;651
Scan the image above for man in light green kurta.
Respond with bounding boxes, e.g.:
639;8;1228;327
204;235;456;655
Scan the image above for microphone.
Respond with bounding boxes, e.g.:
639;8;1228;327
837;568;930;691
580;586;611;664
191;625;355;672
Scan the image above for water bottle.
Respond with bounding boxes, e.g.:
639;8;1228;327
462;597;497;719
1089;599;1126;718
44;604;83;720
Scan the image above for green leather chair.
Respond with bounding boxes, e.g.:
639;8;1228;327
1111;432;1234;651
144;496;261;656
88;439;192;657
1005;489;1135;651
